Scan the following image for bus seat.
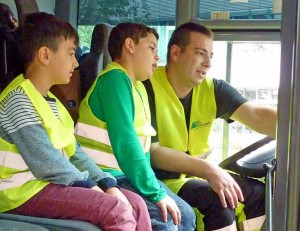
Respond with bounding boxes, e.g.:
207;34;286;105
79;23;112;98
0;218;49;231
15;0;39;23
0;212;101;231
0;28;22;92
51;69;82;122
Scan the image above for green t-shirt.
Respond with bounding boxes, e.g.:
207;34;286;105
88;69;166;203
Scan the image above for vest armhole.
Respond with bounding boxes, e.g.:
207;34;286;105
142;80;157;133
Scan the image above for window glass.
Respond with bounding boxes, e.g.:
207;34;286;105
199;0;281;20
209;42;280;162
77;0;176;58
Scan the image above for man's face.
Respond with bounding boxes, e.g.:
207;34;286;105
174;32;213;88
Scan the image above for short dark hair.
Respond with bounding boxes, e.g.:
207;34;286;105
19;12;79;70
167;22;214;64
108;22;159;61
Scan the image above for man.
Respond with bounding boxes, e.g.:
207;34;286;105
143;22;277;231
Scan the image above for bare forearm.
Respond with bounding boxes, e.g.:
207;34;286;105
231;103;277;139
150;143;214;179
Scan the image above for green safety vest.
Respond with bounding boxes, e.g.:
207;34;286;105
75;62;156;170
150;66;216;193
0;74;76;212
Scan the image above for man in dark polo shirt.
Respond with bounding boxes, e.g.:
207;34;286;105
143;22;277;231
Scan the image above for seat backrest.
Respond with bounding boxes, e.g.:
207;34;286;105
79;23;112;98
0;27;22;92
15;0;39;23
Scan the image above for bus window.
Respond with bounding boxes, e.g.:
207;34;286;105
208;41;280;162
77;0;176;65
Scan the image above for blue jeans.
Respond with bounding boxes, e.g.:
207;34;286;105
117;176;196;231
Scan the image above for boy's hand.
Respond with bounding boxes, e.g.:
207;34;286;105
106;187;132;211
91;186;104;192
156;195;181;225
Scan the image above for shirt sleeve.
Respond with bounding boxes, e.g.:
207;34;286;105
89;70;166;203
213;78;248;122
0;89;93;186
70;142;118;190
6;124;90;186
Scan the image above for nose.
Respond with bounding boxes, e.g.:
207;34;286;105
73;57;79;69
204;55;212;68
155;54;159;61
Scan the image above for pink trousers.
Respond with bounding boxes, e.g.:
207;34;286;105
8;184;151;231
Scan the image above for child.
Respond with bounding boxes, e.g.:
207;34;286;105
75;22;196;230
0;12;151;231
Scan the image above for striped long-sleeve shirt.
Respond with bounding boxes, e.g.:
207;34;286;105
0;86;117;190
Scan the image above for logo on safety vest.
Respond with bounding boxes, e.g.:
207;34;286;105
190;120;211;130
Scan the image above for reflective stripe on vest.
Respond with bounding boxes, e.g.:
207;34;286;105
151;66;216;157
0;74;76;212
75;122;149;152
76;62;156;170
0;151;28;171
81;147;120;169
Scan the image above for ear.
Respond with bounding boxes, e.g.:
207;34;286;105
169;44;181;63
124;38;135;54
38;46;51;65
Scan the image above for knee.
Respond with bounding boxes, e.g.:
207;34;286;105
130;193;147;211
177;200;196;230
180;202;196;222
101;200;137;230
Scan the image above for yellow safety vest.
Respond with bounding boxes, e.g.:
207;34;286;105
75;62;156;170
0;74;76;212
150;66;216;193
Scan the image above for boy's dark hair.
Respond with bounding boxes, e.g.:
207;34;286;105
19;12;79;70
108;22;159;61
167;22;214;64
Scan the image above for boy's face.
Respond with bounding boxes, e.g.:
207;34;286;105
132;32;158;81
48;38;78;85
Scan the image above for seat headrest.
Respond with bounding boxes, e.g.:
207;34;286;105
90;23;112;53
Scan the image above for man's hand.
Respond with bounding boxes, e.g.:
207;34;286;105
156;195;181;225
105;187;132;210
205;164;244;209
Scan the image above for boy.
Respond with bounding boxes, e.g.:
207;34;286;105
0;12;151;231
75;22;196;230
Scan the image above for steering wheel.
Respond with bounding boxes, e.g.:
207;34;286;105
219;136;276;178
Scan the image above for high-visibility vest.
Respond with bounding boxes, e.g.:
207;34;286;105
0;74;76;212
150;66;216;193
75;62;156;170
151;66;216;156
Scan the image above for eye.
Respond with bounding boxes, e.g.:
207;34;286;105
196;51;205;56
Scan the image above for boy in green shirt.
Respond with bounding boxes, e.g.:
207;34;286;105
76;22;196;230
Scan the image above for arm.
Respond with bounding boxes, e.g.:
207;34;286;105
89;71;166;203
2;90;93;187
151;142;243;208
70;142;118;190
230;102;277;138
214;79;277;138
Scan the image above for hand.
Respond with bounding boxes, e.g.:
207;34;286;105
105;187;132;211
205;163;244;209
91;186;104;192
156;195;181;225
